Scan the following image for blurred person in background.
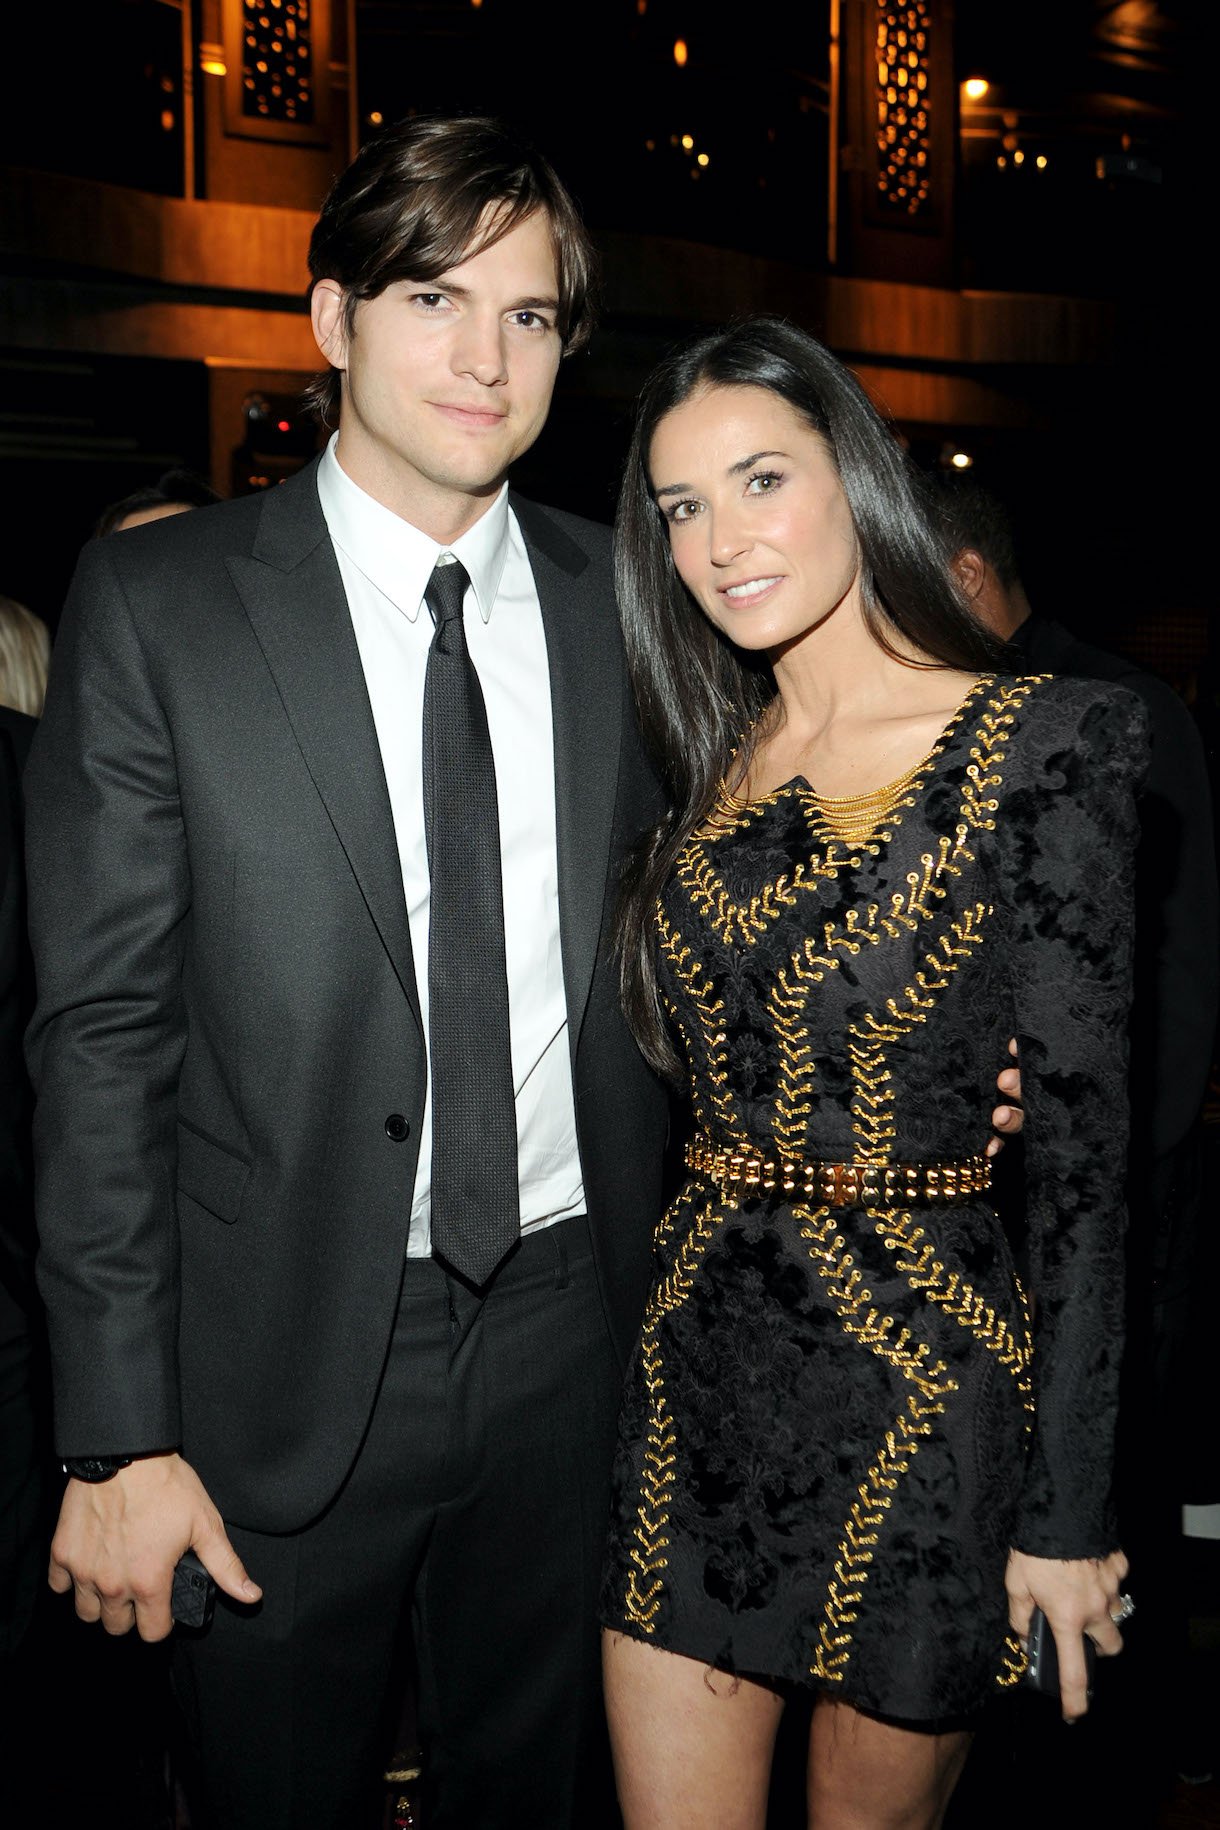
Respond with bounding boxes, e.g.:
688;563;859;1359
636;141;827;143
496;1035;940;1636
0;595;50;717
95;467;221;538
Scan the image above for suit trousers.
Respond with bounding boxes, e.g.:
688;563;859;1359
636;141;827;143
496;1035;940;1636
172;1215;624;1829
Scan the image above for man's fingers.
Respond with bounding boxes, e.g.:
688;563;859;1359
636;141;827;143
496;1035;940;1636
194;1525;262;1604
47;1554;73;1595
997;1068;1021;1095
99;1594;138;1637
72;1582;103;1625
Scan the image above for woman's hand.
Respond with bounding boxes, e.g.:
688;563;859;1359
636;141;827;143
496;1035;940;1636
1005;1547;1129;1722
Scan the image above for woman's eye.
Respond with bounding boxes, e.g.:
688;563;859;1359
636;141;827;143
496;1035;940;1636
665;500;702;523
746;470;782;494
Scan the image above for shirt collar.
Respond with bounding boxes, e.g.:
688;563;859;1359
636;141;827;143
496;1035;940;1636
316;433;510;624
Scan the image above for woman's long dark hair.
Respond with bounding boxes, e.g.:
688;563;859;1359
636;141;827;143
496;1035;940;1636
615;315;1006;1079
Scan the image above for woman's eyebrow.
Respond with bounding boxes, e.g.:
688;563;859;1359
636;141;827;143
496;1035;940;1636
655;449;790;500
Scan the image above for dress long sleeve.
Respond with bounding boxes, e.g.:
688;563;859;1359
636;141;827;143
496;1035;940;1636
989;679;1149;1558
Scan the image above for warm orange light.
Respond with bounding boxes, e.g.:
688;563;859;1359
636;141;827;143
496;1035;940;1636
681;133;694;151
963;77;989;101
368;110;383;125
160;109;175;132
950;451;973;469
697;152;709;167
674;38;688;66
1013;149;1025;165
1036;154;1048;169
201;57;227;75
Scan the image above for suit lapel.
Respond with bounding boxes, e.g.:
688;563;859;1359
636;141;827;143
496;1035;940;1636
513;495;622;1058
228;463;421;1027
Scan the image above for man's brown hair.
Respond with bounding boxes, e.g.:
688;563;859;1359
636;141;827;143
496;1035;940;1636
304;115;597;426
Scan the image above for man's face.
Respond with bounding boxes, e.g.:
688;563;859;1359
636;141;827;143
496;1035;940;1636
312;209;564;537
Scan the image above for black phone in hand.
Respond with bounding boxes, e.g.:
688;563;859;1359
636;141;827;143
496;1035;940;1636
170;1550;216;1630
1022;1604;1096;1698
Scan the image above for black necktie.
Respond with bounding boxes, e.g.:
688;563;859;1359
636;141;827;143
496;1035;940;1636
421;558;520;1286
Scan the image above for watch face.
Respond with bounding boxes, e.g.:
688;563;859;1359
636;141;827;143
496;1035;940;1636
64;1456;132;1482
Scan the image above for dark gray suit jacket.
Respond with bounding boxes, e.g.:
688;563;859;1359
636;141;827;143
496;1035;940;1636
24;461;668;1532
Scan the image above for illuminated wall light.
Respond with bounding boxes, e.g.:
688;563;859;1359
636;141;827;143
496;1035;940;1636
201;57;227;75
996;154;1006;168
1036;154;1048;169
673;39;688;66
1013;149;1024;165
697;152;709;167
950;451;973;469
160;109;175;131
368;110;383;125
681;133;694;150
963;77;989;100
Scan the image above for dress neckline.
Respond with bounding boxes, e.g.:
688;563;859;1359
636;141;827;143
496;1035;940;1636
720;674;994;817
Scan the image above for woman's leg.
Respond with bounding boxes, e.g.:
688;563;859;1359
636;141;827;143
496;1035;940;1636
807;1699;971;1830
602;1630;785;1830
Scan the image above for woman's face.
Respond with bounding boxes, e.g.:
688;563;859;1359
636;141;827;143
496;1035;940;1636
648;383;861;653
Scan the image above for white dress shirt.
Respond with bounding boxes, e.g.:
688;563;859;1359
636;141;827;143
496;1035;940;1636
316;435;586;1254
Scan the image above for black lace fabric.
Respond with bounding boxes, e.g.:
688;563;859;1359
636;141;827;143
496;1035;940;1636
602;675;1148;1720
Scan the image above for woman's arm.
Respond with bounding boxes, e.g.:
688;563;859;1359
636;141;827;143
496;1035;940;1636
993;679;1149;1713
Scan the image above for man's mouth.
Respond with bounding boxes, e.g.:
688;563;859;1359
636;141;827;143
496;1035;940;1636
430;403;509;428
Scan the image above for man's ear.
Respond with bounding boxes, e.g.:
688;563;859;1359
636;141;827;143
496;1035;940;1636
311;281;349;370
952;547;987;602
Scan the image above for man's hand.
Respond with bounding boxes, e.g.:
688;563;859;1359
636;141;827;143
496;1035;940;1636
987;1037;1024;1156
48;1451;261;1641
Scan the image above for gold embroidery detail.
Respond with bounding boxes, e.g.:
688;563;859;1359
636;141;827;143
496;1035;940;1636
624;1326;674;1630
625;1199;724;1634
810;1392;945;1681
675;842;845;950
995;1632;1029;1687
960;677;1046;835
871;1208;1030;1376
657;911;746;1144
797;1204;959;1404
848;903;990;1163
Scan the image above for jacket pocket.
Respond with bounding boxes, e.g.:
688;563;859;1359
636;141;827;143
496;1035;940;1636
176;1119;250;1225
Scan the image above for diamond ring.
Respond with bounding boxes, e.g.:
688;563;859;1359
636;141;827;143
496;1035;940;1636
1110;1592;1135;1624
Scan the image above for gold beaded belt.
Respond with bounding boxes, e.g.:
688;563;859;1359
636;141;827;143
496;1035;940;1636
684;1132;992;1207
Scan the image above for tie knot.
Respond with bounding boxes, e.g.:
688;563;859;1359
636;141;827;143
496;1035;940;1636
425;558;471;631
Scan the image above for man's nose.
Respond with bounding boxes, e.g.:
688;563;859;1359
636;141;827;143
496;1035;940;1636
451;313;508;386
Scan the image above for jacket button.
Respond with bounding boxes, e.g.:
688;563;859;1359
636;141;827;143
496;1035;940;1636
384;1114;410;1142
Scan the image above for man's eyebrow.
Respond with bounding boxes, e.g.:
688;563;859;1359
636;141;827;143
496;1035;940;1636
403;281;560;315
654;450;790;500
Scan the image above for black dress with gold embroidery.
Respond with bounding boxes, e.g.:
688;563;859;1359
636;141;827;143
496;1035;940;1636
601;674;1148;1721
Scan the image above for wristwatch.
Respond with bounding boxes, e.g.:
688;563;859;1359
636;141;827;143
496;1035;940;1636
62;1454;135;1483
